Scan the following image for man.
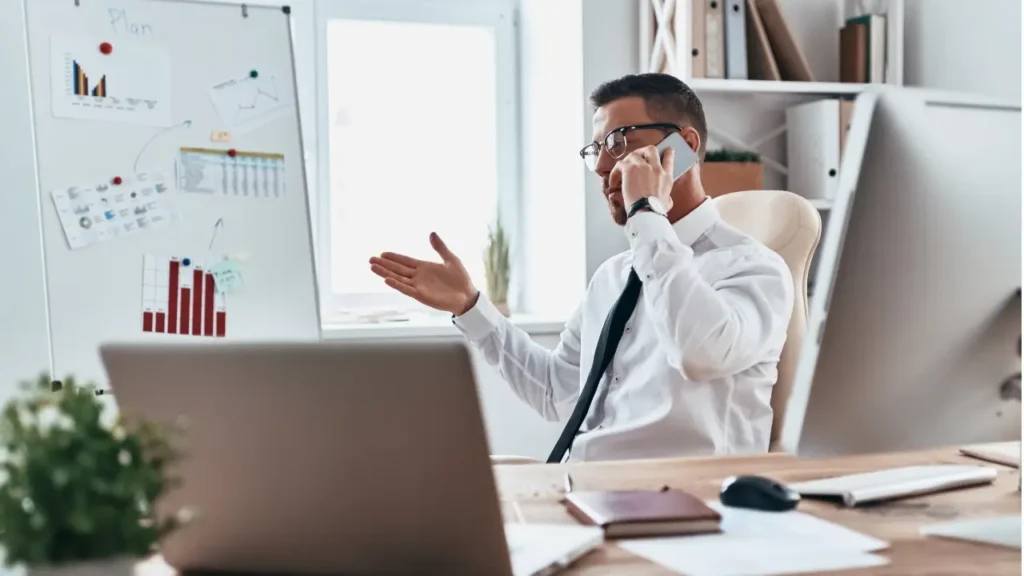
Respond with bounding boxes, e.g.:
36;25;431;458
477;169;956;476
368;73;793;462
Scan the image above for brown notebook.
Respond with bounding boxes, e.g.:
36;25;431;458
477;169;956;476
564;490;722;538
840;23;867;83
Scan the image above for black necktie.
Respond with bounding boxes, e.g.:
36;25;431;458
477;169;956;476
546;269;642;463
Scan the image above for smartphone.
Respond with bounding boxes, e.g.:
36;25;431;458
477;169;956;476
656;131;699;180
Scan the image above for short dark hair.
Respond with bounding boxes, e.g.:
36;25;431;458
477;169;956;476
590;73;708;158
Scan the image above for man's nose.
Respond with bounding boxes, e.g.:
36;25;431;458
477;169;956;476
594;147;616;177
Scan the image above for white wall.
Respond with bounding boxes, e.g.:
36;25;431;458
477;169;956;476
0;0;52;396
904;0;1021;102
582;0;639;279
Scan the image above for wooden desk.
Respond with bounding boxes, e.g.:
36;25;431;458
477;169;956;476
495;446;1021;575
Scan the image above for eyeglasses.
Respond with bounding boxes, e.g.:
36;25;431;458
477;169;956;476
579;123;682;171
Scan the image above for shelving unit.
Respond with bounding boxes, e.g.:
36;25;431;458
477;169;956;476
688;78;865;96
639;0;903;281
639;0;904;193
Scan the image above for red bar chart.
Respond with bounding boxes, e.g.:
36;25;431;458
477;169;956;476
142;254;226;337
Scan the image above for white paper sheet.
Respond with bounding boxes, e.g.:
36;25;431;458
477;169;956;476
177;147;286;197
50;35;172;126
504;523;604;576
708;502;889;551
921;515;1022;549
617;502;891;576
619;537;888;576
50;172;174;250
209;73;294;133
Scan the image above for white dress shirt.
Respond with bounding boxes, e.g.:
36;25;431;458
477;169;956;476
454;199;794;462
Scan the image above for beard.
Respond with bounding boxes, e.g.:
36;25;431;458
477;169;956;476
603;180;627;226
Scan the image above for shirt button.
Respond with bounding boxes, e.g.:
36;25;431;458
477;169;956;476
646;273;653;280
614;376;620;383
631;232;637;238
625;326;631;333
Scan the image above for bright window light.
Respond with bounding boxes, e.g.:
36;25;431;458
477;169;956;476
324;18;500;314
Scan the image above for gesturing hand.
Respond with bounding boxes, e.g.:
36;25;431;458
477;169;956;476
369;232;479;316
614;144;675;213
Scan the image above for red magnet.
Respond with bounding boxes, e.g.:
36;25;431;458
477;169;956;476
227;148;238;158
112;176;123;185
99;42;113;55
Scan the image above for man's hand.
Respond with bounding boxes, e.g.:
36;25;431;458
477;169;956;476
614;144;675;214
369;232;479;316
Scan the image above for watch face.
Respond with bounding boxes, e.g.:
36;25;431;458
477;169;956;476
648;197;668;215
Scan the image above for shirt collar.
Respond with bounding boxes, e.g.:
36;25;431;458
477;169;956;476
672;197;720;246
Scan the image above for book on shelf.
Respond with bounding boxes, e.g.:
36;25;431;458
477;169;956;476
691;0;813;82
840;13;887;83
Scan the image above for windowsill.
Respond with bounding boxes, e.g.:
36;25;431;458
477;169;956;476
321;312;567;340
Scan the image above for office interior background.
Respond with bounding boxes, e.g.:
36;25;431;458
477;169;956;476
0;0;1021;462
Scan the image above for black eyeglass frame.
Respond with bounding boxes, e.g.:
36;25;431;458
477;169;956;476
579;122;683;168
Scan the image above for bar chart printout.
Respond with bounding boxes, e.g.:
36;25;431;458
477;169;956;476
142;254;226;337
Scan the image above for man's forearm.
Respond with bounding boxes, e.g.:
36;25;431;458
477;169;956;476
454;293;582;421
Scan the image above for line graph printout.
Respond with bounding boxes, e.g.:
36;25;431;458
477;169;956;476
50;35;172;126
142;254;227;337
178;147;286;197
209;73;293;133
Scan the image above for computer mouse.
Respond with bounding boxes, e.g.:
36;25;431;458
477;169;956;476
720;475;800;512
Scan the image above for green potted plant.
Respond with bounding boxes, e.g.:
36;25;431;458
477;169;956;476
483;216;511;317
0;374;189;575
701;149;764;198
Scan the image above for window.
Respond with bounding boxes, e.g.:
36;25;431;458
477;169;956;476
315;0;519;323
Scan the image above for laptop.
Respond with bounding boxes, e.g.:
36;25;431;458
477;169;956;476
100;340;602;575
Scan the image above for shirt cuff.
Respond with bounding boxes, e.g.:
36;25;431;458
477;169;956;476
624;210;678;252
452;291;505;341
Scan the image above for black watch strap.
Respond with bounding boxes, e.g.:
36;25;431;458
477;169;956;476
627;197;651;219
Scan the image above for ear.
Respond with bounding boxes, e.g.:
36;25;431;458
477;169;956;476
681;126;701;155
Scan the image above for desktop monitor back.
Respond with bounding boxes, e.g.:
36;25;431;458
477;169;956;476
780;87;1021;456
100;340;513;575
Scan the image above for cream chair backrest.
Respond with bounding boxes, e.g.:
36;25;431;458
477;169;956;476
713;190;821;452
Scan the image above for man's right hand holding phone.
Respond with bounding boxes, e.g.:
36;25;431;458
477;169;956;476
369;232;480;316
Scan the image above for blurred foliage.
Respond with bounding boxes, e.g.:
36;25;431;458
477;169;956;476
705;149;761;163
0;374;188;567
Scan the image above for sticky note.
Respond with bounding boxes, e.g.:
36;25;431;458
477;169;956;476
210;130;232;143
209;259;243;294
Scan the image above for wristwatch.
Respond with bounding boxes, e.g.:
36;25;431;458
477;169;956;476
627;196;668;219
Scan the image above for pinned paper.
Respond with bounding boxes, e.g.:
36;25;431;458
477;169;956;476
50;172;174;250
178;147;285;197
142;254;227;337
208;72;293;133
210;130;232;143
209;259;244;294
50;34;172;127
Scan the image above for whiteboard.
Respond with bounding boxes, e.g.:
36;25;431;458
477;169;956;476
24;0;320;385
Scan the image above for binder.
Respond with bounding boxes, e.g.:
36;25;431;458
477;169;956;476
786;99;840;200
839;23;867;83
724;0;748;79
744;0;780;80
705;0;725;79
754;0;813;81
691;0;707;78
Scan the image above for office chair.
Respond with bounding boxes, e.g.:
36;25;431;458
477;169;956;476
714;190;822;452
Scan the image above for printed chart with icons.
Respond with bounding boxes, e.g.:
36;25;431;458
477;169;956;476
142;254;227;337
50;35;173;127
50;172;173;250
178;147;286;197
